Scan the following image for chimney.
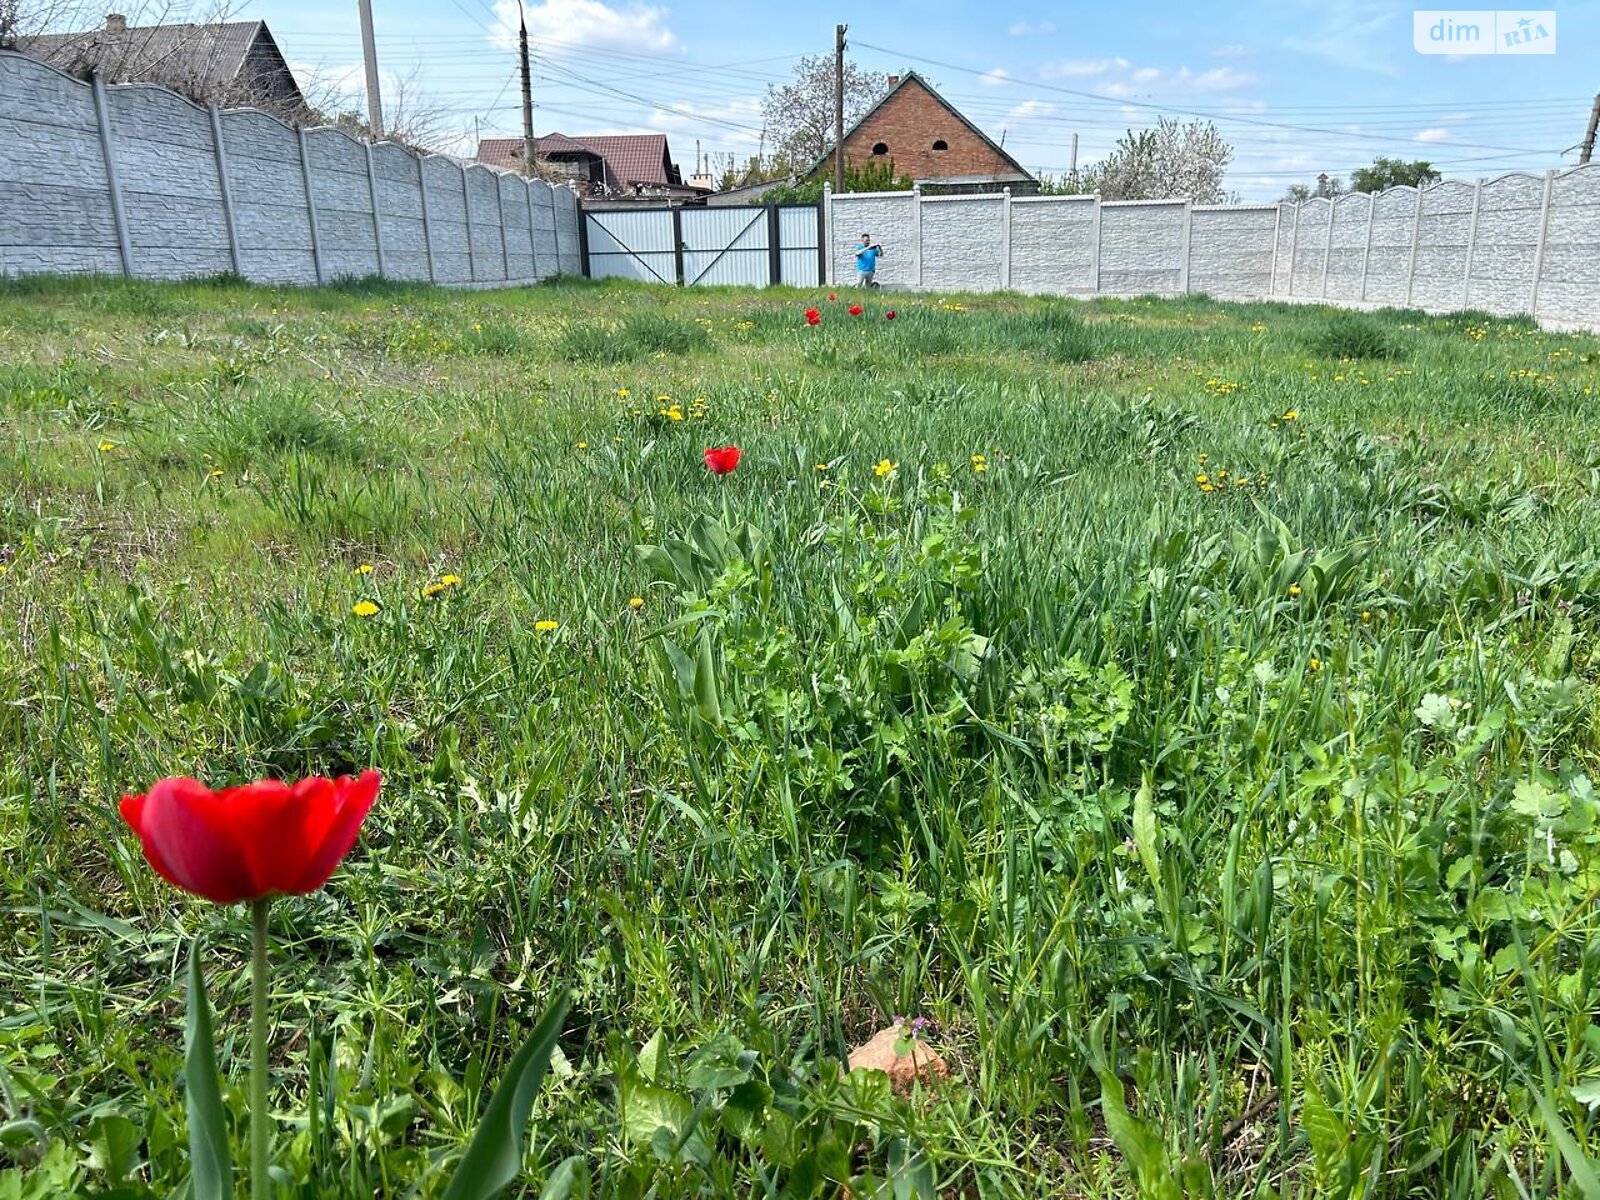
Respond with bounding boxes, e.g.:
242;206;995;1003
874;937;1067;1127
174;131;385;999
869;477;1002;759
887;75;900;87
105;12;127;32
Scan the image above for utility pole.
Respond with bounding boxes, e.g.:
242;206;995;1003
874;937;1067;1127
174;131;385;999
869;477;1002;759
1068;132;1079;187
518;0;535;175
834;23;846;193
1580;91;1600;165
357;0;384;139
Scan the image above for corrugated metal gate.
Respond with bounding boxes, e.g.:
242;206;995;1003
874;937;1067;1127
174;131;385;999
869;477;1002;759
583;204;821;287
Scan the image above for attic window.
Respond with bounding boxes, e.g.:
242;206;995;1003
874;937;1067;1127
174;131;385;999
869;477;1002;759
932;139;949;152
871;142;889;156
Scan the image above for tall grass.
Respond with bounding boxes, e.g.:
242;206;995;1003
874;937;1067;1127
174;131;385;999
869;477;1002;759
0;274;1597;1198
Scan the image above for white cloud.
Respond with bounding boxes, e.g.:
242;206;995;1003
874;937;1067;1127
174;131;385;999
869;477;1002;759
644;96;763;146
979;67;1013;87
1096;81;1137;99
1009;20;1056;36
1132;66;1161;82
1008;100;1057;120
490;0;679;55
1041;56;1127;78
1414;127;1450;142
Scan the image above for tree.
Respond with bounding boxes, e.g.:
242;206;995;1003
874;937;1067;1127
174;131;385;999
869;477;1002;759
1087;118;1233;203
761;53;889;166
1283;172;1345;201
302;67;456;154
760;157;913;205
1350;156;1441;193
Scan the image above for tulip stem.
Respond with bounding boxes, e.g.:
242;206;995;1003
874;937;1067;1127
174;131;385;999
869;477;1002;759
250;898;271;1200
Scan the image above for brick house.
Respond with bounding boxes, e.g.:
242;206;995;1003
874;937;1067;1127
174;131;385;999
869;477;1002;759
476;132;706;201
813;71;1035;194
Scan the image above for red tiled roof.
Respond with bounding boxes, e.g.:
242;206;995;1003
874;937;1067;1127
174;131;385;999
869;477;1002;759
552;133;673;185
475;132;680;190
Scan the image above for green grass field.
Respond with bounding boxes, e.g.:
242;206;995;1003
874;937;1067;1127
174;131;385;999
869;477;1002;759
2;274;1600;1198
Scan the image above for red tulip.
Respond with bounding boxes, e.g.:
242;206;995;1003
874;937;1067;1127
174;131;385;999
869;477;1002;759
120;771;380;904
805;307;822;326
703;446;742;476
885;310;897;320
828;293;837;301
849;304;863;316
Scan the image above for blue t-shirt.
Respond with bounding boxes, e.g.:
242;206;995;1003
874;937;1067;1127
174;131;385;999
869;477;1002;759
856;245;880;272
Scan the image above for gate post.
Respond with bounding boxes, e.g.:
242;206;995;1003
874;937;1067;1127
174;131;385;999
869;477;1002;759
767;205;781;286
671;205;686;285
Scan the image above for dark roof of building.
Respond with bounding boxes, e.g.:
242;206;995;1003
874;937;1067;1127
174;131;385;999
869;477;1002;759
811;71;1034;182
551;133;678;186
17;19;283;96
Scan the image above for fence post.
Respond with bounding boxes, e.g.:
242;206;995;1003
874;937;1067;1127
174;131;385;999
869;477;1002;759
910;185;923;288
766;204;781;286
1286;203;1300;296
207;103;241;277
575;195;590;277
550;187;564;276
822;183;833;285
671;205;685;285
1462;177;1483;308
1319;199;1334;298
364;142;386;278
1000;186;1013;289
534;180;547;281
1178;199;1193;295
417;156;437;283
1268;204;1281;296
297;127;325;284
1090;193;1102;294
1404;186;1424;306
1529;167;1556;318
1358;193;1375;301
90;74;132;277
461;166;476;282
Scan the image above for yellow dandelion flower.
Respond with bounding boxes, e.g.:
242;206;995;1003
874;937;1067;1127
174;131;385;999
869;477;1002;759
208;468;224;479
617;388;630;398
98;440;117;453
1196;473;1209;485
1361;610;1372;622
577;441;589;450
874;459;897;478
629;596;644;610
1289;584;1302;597
1200;482;1216;493
438;574;461;588
1309;658;1321;672
815;462;829;472
1198;453;1209;464
1282;409;1299;421
352;600;380;618
421;582;446;598
534;619;559;632
356;563;375;575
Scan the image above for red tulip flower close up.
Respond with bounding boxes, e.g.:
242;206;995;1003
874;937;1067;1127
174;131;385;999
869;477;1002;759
828;293;837;301
848;304;863;316
805;307;821;326
885;310;897;320
120;771;381;904
703;446;742;476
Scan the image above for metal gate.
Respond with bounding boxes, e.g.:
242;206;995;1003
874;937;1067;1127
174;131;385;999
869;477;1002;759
583;204;821;287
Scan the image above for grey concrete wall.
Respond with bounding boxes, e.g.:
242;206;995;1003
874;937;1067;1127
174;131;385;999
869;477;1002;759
0;49;580;287
822;168;1600;328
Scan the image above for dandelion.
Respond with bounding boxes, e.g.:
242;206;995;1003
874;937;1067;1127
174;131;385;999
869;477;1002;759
1282;409;1299;421
1198;453;1209;464
98;440;117;453
971;453;987;473
351;600;380;618
1196;473;1209;485
1289;584;1302;597
616;388;630;398
208;468;224;479
1200;483;1216;493
874;459;897;479
534;619;559;633
577;441;589;450
356;563;374;575
1361;610;1372;622
421;582;447;598
1309;658;1322;672
628;596;644;611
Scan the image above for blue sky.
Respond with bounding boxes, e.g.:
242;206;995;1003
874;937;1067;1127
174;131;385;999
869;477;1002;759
246;0;1600;199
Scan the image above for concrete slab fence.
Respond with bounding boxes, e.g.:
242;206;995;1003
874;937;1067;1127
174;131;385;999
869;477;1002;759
0;49;582;286
825;166;1600;329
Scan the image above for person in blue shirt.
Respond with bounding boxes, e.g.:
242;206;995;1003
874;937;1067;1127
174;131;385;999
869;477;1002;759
855;234;883;287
